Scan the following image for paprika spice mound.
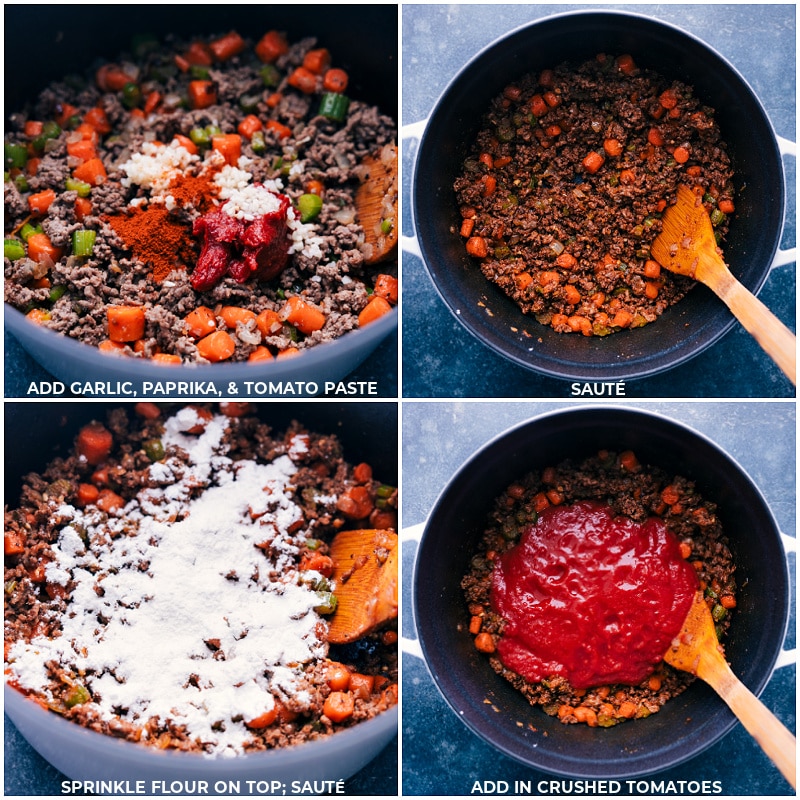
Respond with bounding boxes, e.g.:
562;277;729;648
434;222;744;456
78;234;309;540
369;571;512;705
107;206;197;283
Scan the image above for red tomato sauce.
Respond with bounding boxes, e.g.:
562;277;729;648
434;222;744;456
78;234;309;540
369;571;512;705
491;500;698;689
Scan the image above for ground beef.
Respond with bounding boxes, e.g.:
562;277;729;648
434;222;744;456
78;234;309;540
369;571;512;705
4;29;397;363
461;449;736;727
454;53;735;336
4;403;398;755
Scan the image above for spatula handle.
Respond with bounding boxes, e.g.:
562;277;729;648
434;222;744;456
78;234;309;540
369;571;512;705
705;660;796;789
711;269;796;384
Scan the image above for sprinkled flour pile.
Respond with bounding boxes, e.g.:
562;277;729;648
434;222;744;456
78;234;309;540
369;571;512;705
7;407;334;757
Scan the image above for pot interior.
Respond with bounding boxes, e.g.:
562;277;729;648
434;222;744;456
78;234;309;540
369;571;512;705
413;11;784;380
412;407;788;778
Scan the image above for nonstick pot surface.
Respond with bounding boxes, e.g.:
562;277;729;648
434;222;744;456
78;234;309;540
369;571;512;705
412;11;785;381
412;407;789;779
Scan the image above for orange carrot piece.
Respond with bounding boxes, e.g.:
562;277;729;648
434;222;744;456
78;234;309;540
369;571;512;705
188;80;218;110
303;48;331;75
96;488;125;513
76;421;114;465
582;151;605;174
211;134;242;166
323;68;349;93
66;138;98;163
245;707;278;730
287;67;318;94
107;306;146;342
357;296;392;328
237;114;263;140
72;157;107;187
717;198;735;214
616;54;637;75
265;120;292;140
185;306;217;339
603;138;623;157
323;691;354;723
220;305;257;329
529;94;549;117
83;107;112;135
196;330;236;362
673;145;690;164
5;530;26;556
143;91;162;115
256;309;283;337
466;236;488;258
152;353;182;365
26;232;63;263
28;189;57;216
208;31;246;62
248;345;275;362
172;134;199;155
76;483;100;507
282;295;326;334
255;30;289;63
74;197;93;222
374;274;399;304
276;347;302;360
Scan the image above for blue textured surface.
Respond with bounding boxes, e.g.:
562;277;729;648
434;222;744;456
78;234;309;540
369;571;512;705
402;401;796;795
402;3;796;398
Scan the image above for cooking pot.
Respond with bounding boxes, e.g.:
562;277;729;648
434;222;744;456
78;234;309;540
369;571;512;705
410;406;793;780
409;10;793;382
4;5;397;396
4;401;398;794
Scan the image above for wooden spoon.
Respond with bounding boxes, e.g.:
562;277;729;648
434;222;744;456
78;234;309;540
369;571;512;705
355;143;398;264
326;529;398;644
663;591;796;788
651;184;795;384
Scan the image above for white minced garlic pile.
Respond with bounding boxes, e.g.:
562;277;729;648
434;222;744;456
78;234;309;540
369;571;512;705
120;142;326;260
7;408;336;757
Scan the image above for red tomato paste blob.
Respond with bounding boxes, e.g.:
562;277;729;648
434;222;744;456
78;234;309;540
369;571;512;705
491;500;698;689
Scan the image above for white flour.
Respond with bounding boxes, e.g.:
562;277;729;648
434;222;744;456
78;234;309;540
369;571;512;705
8;409;333;756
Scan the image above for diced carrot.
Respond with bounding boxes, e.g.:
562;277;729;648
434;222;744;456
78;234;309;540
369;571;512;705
107;306;146;342
647;127;664;147
720;595;737;609
460;218;475;238
305;179;325;197
644;281;660;299
323;691;354;723
374;274;398;305
529;94;549;117
96;64;136;92
188;80;218;110
673;145;690;164
299;551;334;576
620;168;636;185
248;345;275;362
220;305;257;329
661;485;681;505
659;88;679;109
479;152;494;169
134;402;162;420
567;315;592;336
152;353;182;365
26;232;63;263
28;189;57;216
482;175;497;197
556;252;577;269
618;450;640;472
266;91;283;109
287;67;318;94
514;272;533;291
26;308;51;324
643;260;661;279
276;347;302;360
474;632;496;653
348;673;375;701
357;296;392;328
538;270;562;287
237;114;263;140
172;134;199;155
615;54;637;75
256;309;282;337
96;488;125;513
282;295;326;334
185;306;217;339
72;157;107;187
143;91;162;115
209;31;246;62
265;119;292;140
76;483;100;507
245;707;278;729
603;138;623;157
612;309;633;328
323;68;349;93
184;41;213;66
469;615;483;635
564;284;581;305
24;120;44;138
494;155;513;167
174;54;191;73
55;102;80;128
467;236;489;258
26;157;41;176
303;48;331;75
211;134;242;166
66;138;98;163
74;123;100;144
255;30;289;63
83;107;112;135
678;542;693;560
196;330;236;362
543;91;560;108
717;198;735;215
74;197;93;222
582;151;605;174
5;530;26;556
98;339;129;356
76;421;114;465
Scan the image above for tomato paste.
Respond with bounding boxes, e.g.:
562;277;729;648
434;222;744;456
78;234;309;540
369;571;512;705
491;500;698;689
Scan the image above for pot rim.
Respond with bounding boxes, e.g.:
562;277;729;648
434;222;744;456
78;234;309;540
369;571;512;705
411;404;791;778
411;9;787;382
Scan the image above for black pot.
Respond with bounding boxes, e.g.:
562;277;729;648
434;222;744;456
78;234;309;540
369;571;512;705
412;406;790;778
412;11;786;381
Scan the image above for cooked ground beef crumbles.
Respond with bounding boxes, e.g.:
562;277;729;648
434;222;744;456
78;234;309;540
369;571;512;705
454;53;735;336
5;403;398;756
4;29;397;363
461;449;737;727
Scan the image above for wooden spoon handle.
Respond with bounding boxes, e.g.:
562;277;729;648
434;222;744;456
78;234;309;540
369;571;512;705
704;260;796;384
700;655;796;788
